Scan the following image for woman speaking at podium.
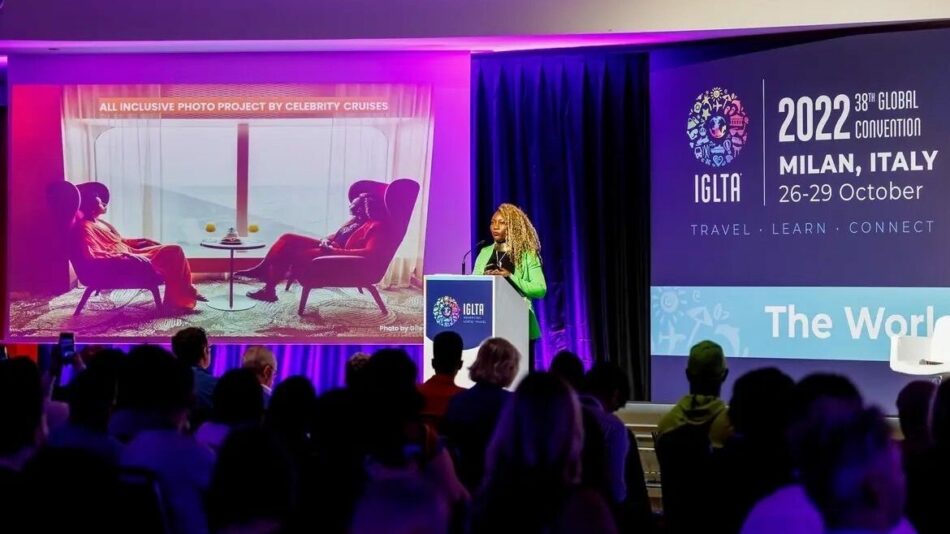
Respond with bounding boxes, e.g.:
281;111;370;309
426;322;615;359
472;203;547;370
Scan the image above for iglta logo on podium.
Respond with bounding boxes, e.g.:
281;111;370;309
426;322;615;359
432;296;462;327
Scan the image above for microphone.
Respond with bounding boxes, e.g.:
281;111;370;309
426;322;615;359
462;240;489;275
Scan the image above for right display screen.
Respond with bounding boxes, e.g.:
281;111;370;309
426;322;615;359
650;28;950;364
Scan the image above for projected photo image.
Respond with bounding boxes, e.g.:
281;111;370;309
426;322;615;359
7;83;433;341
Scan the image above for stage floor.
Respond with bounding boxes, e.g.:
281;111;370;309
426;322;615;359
8;281;423;341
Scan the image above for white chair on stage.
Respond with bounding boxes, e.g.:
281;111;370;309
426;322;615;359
889;315;950;377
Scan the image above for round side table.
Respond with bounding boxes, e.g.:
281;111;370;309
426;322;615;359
200;239;267;311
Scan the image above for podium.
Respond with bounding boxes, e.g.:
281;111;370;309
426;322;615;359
423;275;529;388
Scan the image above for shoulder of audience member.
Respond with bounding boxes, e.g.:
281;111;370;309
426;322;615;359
554;486;618;534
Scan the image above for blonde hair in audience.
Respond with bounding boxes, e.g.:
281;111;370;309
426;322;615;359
469;337;520;388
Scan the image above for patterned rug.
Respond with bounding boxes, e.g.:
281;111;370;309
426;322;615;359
9;281;424;341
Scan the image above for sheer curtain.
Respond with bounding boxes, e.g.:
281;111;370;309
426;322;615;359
332;83;433;289
62;85;164;238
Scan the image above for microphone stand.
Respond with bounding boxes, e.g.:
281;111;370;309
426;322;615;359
462;240;488;274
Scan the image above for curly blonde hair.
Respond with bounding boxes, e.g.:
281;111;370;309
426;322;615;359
495;203;541;269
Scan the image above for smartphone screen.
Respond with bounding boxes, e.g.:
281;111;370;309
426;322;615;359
58;332;76;364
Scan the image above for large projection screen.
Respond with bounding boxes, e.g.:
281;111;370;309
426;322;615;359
5;52;470;343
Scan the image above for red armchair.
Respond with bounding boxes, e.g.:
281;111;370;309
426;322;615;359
294;179;420;316
49;181;163;315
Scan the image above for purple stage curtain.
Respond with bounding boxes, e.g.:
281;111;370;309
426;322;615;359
472;49;651;399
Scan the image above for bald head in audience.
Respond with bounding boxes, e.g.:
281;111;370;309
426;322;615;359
242;346;277;391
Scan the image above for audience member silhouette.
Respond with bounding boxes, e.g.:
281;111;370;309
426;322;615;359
655;340;731;534
580;362;652;532
419;331;465;426
351;476;451;534
800;407;905;534
711;367;795;534
345;352;371;389
897;380;935;458
931;379;950;450
656;340;731;448
47;365;123;464
264;377;317;533
266;375;317;466
241;346;277;406
739;373;860;534
579;362;630;504
119;345;215;534
895;380;935;534
549;350;585;391
357;349;466;501
207;426;296;534
904;379;950;534
22;447;121;534
309;380;365;534
0;358;44;529
339;349;467;533
109;345;173;443
349;477;451;534
0;358;44;472
471;372;618;534
196;368;264;453
442;337;520;491
171;327;217;429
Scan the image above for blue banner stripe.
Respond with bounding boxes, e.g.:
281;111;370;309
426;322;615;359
650;286;950;361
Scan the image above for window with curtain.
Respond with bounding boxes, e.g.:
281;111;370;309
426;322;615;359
246;120;390;244
93;121;238;247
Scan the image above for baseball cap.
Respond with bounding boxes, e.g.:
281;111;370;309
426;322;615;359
687;340;727;378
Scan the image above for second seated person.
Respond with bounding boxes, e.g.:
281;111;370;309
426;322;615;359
239;193;388;302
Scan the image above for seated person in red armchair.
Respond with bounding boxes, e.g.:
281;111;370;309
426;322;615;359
72;191;206;310
241;194;389;302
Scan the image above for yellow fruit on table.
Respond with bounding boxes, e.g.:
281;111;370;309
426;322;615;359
248;224;260;233
205;223;216;233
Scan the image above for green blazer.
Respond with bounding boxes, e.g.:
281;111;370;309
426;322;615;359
472;245;547;340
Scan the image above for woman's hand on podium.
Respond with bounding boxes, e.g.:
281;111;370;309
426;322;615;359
485;268;511;277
